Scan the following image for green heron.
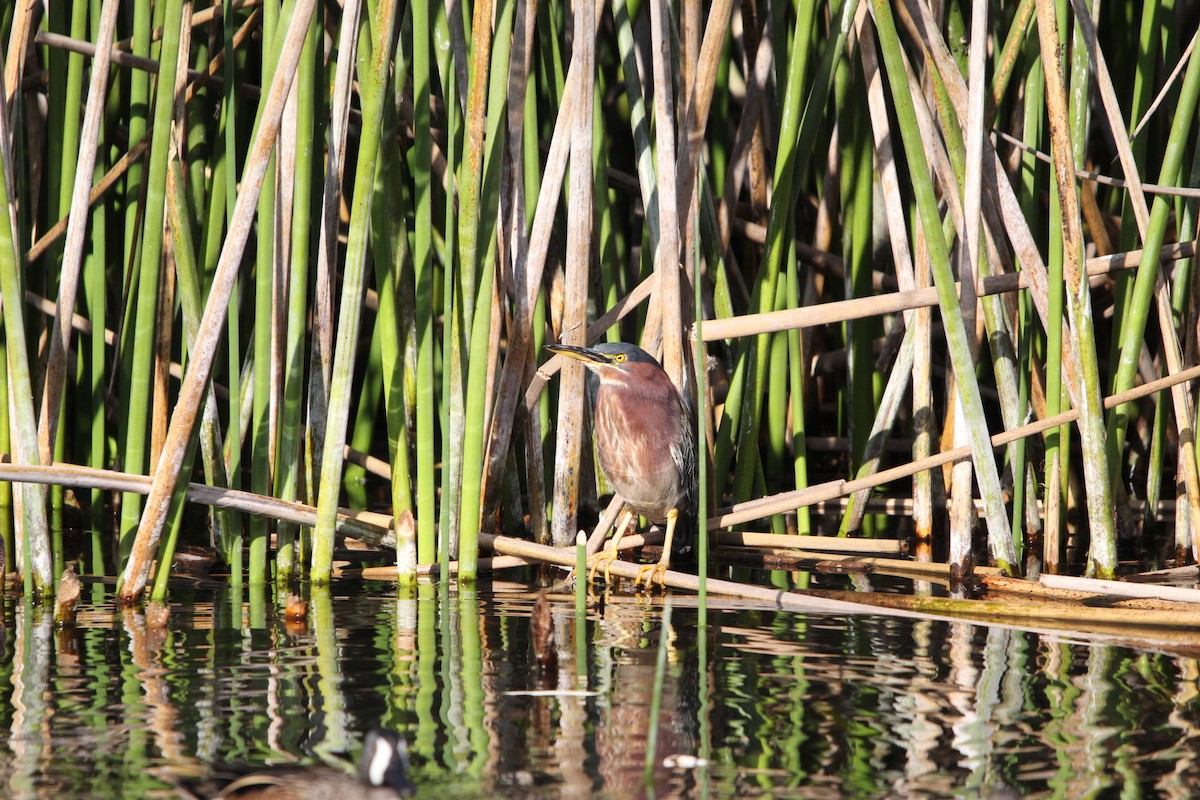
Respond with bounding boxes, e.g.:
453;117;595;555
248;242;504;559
546;342;696;588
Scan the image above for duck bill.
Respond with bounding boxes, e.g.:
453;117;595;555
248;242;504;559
545;343;613;365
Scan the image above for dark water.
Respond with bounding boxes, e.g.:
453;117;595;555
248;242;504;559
1;579;1198;799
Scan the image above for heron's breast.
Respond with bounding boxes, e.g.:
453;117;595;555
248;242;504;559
594;385;688;520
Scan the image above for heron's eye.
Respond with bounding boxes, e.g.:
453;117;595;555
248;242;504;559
613;353;627;363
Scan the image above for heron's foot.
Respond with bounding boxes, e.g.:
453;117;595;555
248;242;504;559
587;547;621;585
635;557;671;590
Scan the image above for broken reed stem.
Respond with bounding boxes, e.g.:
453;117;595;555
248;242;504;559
343;530;665;579
549;0;597;548
716;531;903;553
699;241;1196;341
1037;573;1200;605
474;533;1200;631
35;4;266;113
346;529;906;581
26;138;150;263
0;461;392;543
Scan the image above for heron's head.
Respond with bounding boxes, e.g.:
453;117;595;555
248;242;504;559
545;342;665;388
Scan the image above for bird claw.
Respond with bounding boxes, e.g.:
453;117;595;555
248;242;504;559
588;548;669;591
635;559;670;591
587;548;621;585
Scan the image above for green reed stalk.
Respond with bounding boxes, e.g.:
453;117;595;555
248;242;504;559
0;131;50;594
345;0;388;513
612;0;660;253
1013;285;1032;558
118;0;182;568
765;283;789;534
991;0;1036;111
438;22;464;559
727;0;855;515
201;61;234;562
84;0;109;520
308;0;362;518
345;326;384;510
785;249;810;537
535;0;565;108
1061;0;1089;544
119;0;182;563
439;62;463;568
185;31;209;225
45;3;68;252
220;5;243;544
311;0;400;584
793;0;857;193
275;5;321;582
1077;0;1200;542
1112;0;1159;268
842;12;916;537
249;0;280;586
411;0;436;567
947;0;979;567
846;101;876;517
370;100;417;577
969;0;1026;557
0;335;11;575
956;2;1033;551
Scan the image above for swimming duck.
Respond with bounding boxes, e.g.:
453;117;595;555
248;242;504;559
178;729;415;799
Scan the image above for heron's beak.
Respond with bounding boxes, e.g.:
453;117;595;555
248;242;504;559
545;343;613;365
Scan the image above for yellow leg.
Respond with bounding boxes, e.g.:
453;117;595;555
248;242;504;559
635;507;677;589
588;509;635;584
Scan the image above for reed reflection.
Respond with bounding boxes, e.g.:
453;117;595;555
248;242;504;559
0;586;1197;797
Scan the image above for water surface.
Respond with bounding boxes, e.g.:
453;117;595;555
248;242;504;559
1;579;1197;798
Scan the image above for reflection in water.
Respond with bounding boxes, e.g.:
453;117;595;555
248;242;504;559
0;583;1198;798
